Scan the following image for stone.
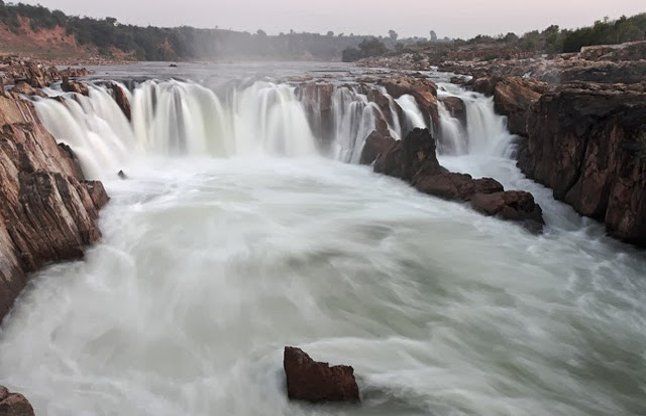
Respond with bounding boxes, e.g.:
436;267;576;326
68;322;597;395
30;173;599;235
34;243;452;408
0;387;35;416
359;130;396;165
471;191;545;234
284;347;360;403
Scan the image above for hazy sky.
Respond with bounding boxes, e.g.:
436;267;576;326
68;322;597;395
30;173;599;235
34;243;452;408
21;0;645;38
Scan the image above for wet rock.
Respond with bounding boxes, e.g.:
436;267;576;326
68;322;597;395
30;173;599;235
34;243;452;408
360;130;396;165
0;94;106;320
414;172;503;201
518;82;646;246
374;128;443;181
109;82;131;121
379;77;440;132
471;191;545;234
295;82;335;148
11;81;45;97
0;386;35;416
284;347;360;403
61;76;89;96
118;170;128;180
373;128;545;232
440;96;467;126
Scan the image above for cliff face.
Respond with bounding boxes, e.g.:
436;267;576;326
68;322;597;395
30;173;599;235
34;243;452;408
0;92;108;320
518;82;646;246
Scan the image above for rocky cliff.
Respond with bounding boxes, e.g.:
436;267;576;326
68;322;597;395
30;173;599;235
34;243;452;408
0;75;108;321
518;82;646;246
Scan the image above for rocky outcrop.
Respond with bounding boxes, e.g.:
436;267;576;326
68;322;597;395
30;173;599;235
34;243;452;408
109;82;131;121
0;92;108;320
373;128;544;232
379;76;440;132
283;347;360;403
0;386;34;416
439;96;466;126
518;82;646;246
61;76;89;96
360;129;396;165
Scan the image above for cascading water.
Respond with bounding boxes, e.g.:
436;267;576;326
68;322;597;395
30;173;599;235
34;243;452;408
2;65;645;416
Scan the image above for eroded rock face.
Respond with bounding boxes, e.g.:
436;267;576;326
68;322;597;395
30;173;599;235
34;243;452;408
491;77;547;137
0;386;34;416
372;128;545;232
61;76;89;96
109;82;131;121
284;347;360;403
379;77;440;133
360;129;396;165
0;94;108;320
518;82;646;246
439;96;467;126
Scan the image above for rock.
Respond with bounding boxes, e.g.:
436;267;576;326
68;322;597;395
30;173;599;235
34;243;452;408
295;82;335;149
118;170;128;180
359;130;396;165
109;83;131;121
470;191;545;234
440;96;467;126
11;81;44;97
61;76;89;96
374;128;443;180
0;94;106;320
518;82;646;246
283;347;360;403
470;76;501;96
491;77;547;137
169;63;178;68
414;172;503;201
379;77;440;133
0;387;35;416
373;128;545;231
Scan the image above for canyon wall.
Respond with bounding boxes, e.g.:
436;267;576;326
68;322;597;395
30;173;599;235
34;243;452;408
0;62;107;321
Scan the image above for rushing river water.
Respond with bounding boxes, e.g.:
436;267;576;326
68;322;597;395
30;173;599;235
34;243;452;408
0;63;645;416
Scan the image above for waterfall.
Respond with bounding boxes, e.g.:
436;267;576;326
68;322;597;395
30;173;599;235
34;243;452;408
33;78;514;180
436;83;516;157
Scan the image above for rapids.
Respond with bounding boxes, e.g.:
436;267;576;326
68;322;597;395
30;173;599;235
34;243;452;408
0;64;645;416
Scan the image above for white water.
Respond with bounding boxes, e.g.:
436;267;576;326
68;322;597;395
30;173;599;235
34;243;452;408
2;72;646;416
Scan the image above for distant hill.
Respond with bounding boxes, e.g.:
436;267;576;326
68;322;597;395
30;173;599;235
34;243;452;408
0;1;385;61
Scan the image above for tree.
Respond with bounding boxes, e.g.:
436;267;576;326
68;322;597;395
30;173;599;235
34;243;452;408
256;29;267;37
429;30;437;42
326;31;334;37
388;29;398;41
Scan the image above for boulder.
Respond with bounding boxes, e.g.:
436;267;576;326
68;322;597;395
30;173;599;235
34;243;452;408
374;128;443;180
414;172;503;201
0;387;35;416
284;347;360;403
359;130;396;165
470;191;545;234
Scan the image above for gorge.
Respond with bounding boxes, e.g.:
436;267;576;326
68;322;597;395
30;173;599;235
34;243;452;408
0;54;644;416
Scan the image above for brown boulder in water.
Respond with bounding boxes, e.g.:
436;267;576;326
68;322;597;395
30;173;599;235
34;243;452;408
283;347;360;403
0;386;35;416
359;129;396;165
471;191;545;234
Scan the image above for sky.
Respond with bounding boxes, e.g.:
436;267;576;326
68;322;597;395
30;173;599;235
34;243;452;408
20;0;645;39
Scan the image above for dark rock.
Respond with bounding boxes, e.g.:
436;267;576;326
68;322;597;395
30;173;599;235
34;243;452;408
118;170;128;180
109;83;131;121
284;347;360;403
414;172;503;201
0;387;35;416
440;96;467;126
360;130;396;165
374;128;443;181
471;191;545;234
518;82;646;246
